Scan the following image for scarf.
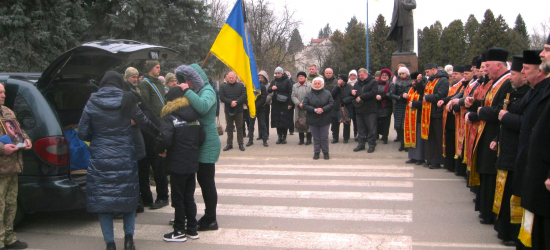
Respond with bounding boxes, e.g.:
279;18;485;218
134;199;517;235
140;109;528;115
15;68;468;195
421;78;440;139
299;80;306;85
380;81;390;109
348;79;358;86
404;87;420;148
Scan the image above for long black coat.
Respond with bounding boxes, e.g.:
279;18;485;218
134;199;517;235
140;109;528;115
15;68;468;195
423;70;450;119
330;83;353;118
388;78;412;129
268;74;294;128
78;86;159;213
303;88;334;126
376;81;393;118
521;78;550;216
476;74;514;174
495;84;529;171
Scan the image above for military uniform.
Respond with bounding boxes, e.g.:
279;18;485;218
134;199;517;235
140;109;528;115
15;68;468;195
0;105;29;248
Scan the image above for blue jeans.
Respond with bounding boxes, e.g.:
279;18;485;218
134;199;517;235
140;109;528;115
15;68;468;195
98;212;135;243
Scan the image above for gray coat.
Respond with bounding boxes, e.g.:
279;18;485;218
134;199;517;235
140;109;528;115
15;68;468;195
291;82;312;132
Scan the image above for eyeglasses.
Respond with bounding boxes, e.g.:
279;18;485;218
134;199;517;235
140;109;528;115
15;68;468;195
381;74;389;77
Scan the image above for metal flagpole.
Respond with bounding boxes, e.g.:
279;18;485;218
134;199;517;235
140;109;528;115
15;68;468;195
366;0;370;72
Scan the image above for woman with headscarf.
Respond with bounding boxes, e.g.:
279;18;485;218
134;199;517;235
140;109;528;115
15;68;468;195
175;64;222;231
267;67;294;144
348;70;359;140
376;68;393;144
388;67;412;151
78;71;160;250
303;77;334;160
291;71;312;145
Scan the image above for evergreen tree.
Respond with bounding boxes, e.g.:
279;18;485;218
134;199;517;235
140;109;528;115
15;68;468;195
0;0;89;72
327;30;345;74
346;16;359;34
513;14;530;50
288;28;304;54
440;20;466;65
342;23;367;72
420;21;443;66
464;14;480;61
368;14;395;72
318;23;332;39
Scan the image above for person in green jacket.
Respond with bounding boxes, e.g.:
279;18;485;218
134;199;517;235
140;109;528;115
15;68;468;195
175;63;221;231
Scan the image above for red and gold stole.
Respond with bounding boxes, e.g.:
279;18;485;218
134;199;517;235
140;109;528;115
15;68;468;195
457;79;478;159
421;78;440;139
404;87;420;148
466;80;493;186
442;81;464;157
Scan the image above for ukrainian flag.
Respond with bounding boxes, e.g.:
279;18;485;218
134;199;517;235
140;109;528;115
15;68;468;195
210;0;261;118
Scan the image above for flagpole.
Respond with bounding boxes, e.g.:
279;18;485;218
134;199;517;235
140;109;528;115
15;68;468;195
201;51;211;68
366;0;370;72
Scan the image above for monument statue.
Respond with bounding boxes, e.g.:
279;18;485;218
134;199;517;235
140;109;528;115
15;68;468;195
386;0;416;54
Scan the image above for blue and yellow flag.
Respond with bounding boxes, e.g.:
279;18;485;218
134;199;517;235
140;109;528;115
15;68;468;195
210;0;261;118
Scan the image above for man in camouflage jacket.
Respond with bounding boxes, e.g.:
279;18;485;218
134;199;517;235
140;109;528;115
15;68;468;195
0;83;31;250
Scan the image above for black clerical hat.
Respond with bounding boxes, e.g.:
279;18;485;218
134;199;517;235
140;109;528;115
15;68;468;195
481;52;488;63
463;65;473;72
486;47;509;63
472;56;481;69
547;33;550;45
510;56;523;72
454;66;465;73
523;50;542;65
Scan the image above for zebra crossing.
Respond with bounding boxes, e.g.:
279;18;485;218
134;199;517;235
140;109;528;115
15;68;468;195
15;158;514;249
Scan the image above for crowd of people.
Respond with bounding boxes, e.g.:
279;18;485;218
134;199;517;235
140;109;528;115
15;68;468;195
1;35;549;250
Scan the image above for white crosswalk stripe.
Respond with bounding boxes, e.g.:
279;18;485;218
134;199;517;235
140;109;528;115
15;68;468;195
215;177;414;187
216;169;414;177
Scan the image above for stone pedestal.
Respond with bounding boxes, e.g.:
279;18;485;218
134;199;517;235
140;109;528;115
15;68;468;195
391;52;418;75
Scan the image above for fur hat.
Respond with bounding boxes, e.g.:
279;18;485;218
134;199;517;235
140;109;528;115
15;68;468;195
145;60;160;73
124;67;139;79
398;67;410;76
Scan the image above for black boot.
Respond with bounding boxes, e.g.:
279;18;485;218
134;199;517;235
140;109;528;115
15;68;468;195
313;152;320;160
282;135;287;144
276;135;283;144
263;139;269;147
246;139;253;147
124;234;135;250
106;242;116;250
331;135;339;144
305;133;312;145
298;133;305;145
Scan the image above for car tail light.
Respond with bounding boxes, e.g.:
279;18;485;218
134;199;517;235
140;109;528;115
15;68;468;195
34;136;70;166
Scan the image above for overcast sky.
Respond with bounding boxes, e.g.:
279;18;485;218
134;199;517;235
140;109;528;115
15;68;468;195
222;0;549;53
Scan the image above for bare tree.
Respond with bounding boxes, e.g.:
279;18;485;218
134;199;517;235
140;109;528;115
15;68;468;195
245;0;301;73
205;0;229;29
531;18;550;49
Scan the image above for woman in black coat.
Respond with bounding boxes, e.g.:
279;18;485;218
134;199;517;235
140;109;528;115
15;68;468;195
303;77;334;160
78;72;159;250
268;67;294;144
376;69;393;144
388;67;412;151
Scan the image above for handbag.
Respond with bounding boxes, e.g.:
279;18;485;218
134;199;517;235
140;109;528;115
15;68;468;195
295;117;308;130
216;117;224;135
275;93;288;103
338;106;351;125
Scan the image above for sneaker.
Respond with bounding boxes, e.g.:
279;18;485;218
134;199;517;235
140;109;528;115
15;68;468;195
5;240;28;249
163;230;187;242
186;228;200;240
150;199;169;210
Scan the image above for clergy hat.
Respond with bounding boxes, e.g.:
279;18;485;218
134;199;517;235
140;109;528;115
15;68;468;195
472;56;482;69
523;50;542;65
547;33;550;45
486;47;509;63
510;55;524;72
424;63;437;70
453;66;465;73
410;72;420;80
481;52;488;63
463;65;473;72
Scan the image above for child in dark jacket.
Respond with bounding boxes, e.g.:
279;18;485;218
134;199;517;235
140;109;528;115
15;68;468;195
156;87;206;242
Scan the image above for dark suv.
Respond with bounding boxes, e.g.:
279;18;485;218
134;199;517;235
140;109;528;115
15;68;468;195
0;40;178;222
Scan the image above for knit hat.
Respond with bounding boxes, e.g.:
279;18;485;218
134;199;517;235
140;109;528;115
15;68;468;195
380;68;392;77
258;70;269;82
397;67;410;76
274;67;284;74
296;71;307;79
124;67;139;79
165;73;176;85
311;77;325;90
338;74;348;83
145;60;160;73
166;86;185;102
374;71;381;77
349;70;358;77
